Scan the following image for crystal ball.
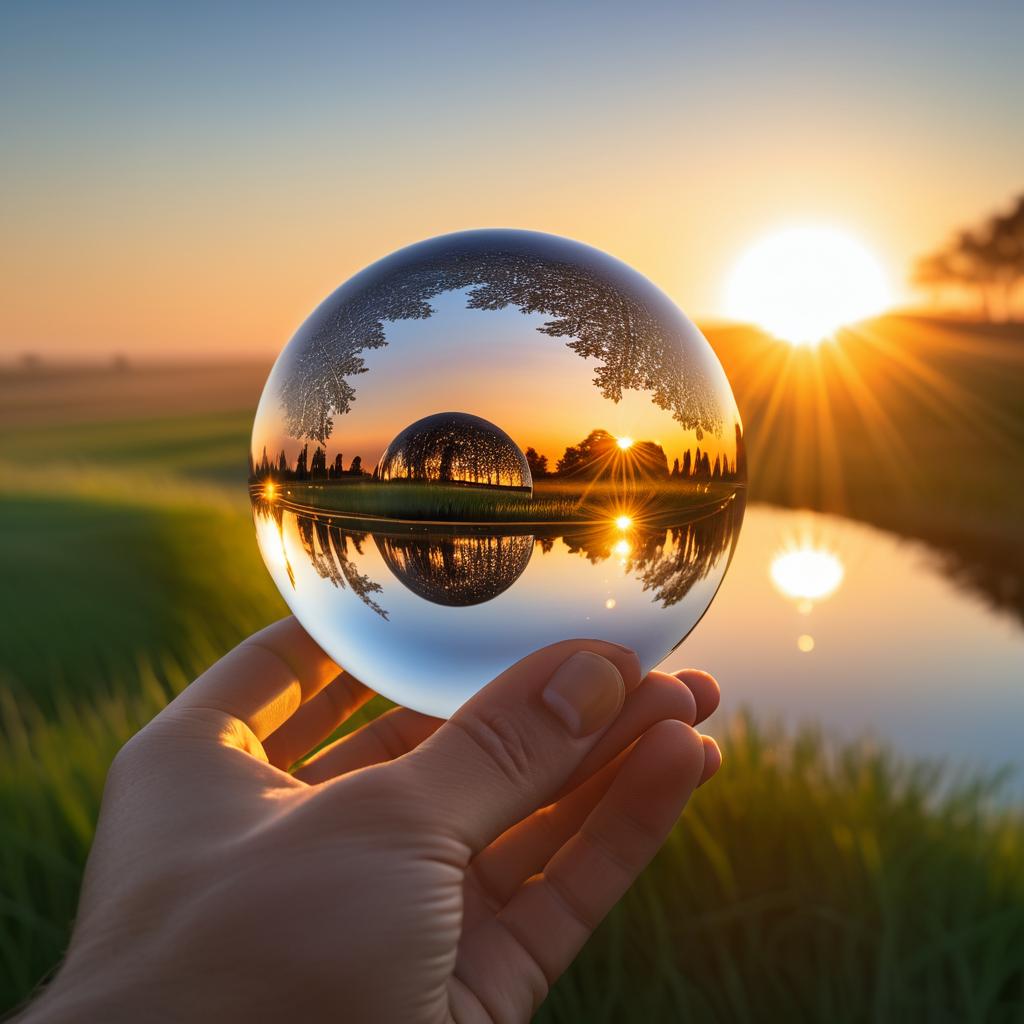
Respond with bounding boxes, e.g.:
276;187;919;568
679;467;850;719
250;229;746;718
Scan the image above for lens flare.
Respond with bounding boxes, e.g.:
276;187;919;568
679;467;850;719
615;515;632;530
616;436;634;450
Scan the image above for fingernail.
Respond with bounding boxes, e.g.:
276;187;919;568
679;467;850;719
543;651;625;738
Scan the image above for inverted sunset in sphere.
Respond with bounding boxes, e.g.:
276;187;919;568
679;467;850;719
250;230;747;717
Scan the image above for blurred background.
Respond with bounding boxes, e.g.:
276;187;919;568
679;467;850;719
2;2;1023;1019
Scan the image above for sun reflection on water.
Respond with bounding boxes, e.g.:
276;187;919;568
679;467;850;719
770;544;845;604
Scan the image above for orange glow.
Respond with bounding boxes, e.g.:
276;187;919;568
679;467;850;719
613;538;632;558
615;515;632;530
263;482;277;500
724;227;892;345
616;436;635;450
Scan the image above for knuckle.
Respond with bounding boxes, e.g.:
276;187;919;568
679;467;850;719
454;709;538;788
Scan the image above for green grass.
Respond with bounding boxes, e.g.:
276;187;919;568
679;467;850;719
3;692;1022;1020
284;478;739;523
2;320;1024;1019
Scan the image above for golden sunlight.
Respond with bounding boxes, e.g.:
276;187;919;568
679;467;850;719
263;481;277;500
724;226;892;345
615;515;633;530
770;544;845;603
616;436;635;450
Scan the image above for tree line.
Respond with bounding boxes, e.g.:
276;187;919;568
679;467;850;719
251;422;746;487
250;445;365;482
914;192;1024;321
524;424;745;483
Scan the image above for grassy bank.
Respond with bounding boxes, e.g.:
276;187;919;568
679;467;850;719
705;316;1024;619
279;478;739;524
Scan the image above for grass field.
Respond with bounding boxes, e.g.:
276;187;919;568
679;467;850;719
2;316;1023;1019
280;477;739;524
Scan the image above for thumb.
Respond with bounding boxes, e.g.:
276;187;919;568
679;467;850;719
394;639;641;858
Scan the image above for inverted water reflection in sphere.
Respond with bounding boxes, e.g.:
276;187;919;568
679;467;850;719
251;229;746;717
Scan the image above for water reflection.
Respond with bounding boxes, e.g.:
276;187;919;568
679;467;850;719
666;506;1024;793
376;531;534;607
770;543;845;609
251;493;744;716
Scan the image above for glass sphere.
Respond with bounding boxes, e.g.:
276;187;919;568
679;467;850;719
251;229;746;718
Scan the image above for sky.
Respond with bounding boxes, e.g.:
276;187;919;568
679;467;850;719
2;0;1023;360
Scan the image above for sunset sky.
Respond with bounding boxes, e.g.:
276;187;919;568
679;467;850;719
3;0;1023;360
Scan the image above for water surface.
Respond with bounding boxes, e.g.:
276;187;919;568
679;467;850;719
666;505;1024;788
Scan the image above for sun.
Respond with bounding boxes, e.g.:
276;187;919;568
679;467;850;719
616;436;634;450
724;226;892;345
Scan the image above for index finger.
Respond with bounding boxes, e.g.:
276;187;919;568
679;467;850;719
170;617;357;740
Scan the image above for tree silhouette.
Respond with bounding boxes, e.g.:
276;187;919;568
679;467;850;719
375;531;533;606
377;412;531;489
914;193;1024;319
294;515;388;618
277;236;723;444
348;455;363;476
554;428;670;479
553;495;743;608
524;447;549;478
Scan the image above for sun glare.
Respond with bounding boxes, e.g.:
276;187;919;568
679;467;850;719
724;226;892;345
616;435;634;450
615;515;632;530
770;545;845;603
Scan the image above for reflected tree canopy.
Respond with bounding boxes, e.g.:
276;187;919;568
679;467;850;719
559;495;744;608
252;496;388;618
376;532;534;606
377;412;531;490
279;233;723;444
251;491;741;616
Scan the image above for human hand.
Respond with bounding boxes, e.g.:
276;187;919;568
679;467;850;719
23;617;721;1024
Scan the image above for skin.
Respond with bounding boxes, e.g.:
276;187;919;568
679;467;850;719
20;617;721;1024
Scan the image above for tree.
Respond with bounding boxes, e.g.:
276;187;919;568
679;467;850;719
671;457;680;478
277;240;723;443
277;450;289;475
681;449;692;478
914;193;1024;320
348;455;363;476
377;412;529;488
524;447;549;479
555;429;617;477
311;446;327;479
294;444;309;480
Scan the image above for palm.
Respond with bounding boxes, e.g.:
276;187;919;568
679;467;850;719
72;619;716;1024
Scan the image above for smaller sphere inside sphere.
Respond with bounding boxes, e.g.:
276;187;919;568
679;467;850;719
250;228;746;718
377;411;532;493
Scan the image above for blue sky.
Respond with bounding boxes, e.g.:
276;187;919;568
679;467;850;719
3;0;1022;356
